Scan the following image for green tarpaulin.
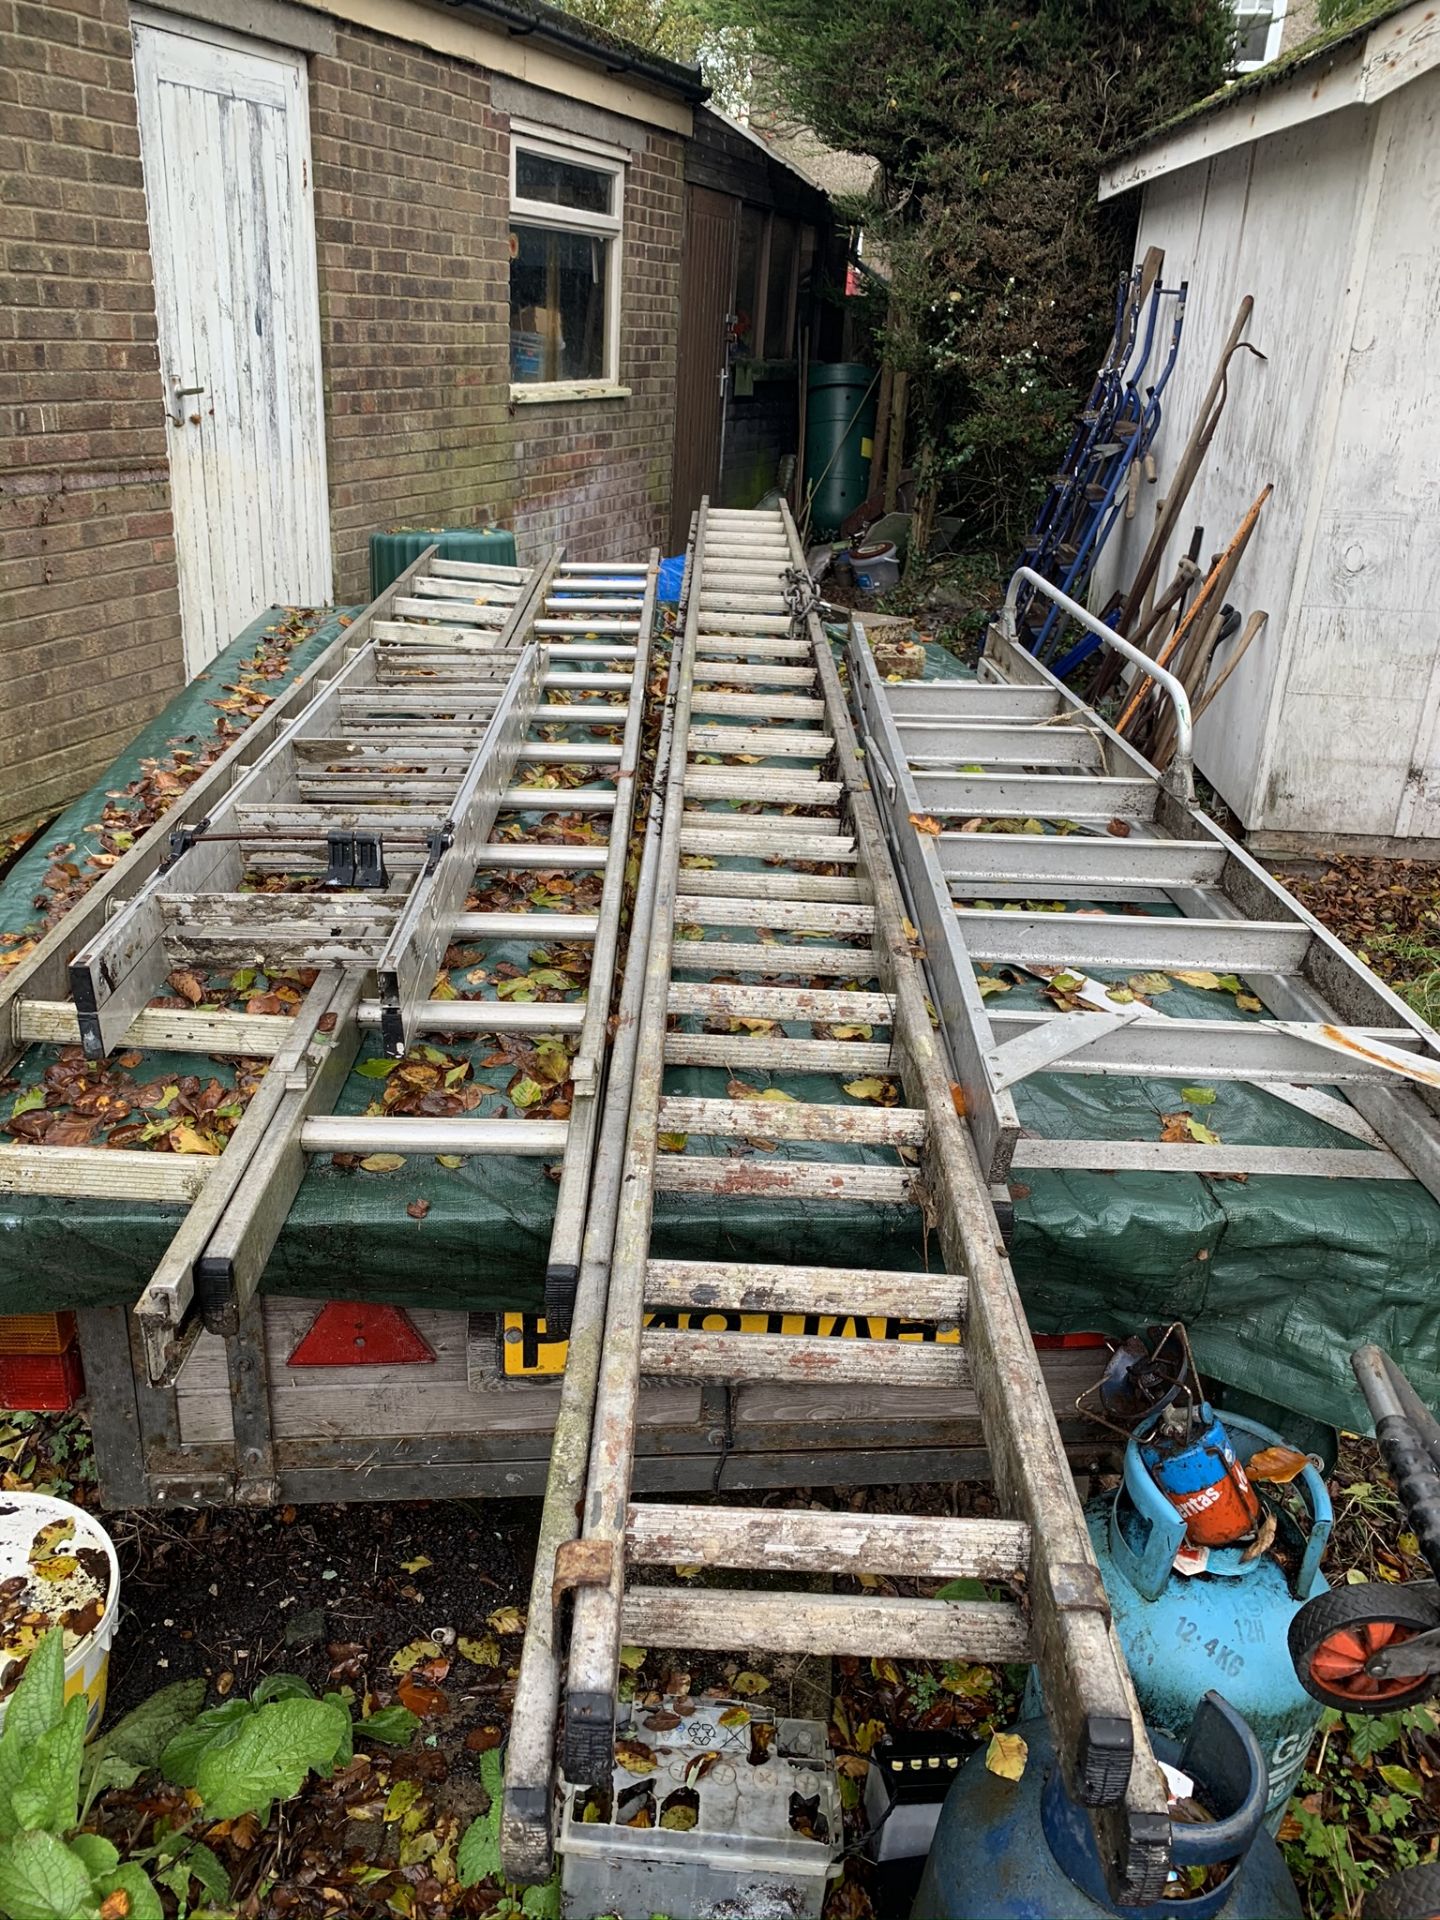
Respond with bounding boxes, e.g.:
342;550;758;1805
2;619;1437;1432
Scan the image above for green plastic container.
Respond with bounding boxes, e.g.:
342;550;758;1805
368;525;518;600
803;363;877;536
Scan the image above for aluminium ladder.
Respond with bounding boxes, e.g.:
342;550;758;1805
527;503;1172;1903
0;543;657;1395
848;568;1440;1193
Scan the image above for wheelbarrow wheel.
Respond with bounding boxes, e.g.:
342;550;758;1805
1363;1862;1440;1919
1289;1583;1440;1713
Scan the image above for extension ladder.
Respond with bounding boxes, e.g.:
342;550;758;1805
849;570;1440;1194
0;543;656;1393
504;503;1172;1903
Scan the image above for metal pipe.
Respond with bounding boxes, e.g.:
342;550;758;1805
1001;566;1195;799
501;605;686;1885
356;1000;584;1032
298;1117;567;1155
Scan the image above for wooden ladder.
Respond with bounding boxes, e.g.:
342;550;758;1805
506;503;1171;1903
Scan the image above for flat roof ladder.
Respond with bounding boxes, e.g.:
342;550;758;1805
504;504;1172;1904
0;543;658;1399
847;572;1440;1194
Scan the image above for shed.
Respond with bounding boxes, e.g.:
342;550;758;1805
1096;0;1440;855
1;0;832;833
668;108;840;550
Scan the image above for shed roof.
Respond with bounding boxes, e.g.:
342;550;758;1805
1099;0;1438;200
443;0;708;103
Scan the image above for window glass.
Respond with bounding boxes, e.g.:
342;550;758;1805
514;149;613;215
509;226;609;384
763;217;798;359
732;205;765;360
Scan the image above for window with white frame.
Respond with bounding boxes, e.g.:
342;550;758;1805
509;125;625;392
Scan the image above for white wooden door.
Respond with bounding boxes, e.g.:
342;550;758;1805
133;15;332;676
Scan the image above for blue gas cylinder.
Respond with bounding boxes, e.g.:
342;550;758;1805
912;1693;1302;1920
1088;1409;1332;1822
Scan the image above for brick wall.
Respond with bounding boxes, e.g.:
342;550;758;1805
309;25;521;602
1;5;686;828
0;0;185;830
511;130;684;562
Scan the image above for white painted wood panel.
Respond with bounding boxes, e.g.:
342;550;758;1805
1095;108;1373;826
133;16;332;677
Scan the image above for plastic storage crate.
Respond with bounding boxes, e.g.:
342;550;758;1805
560;1697;841;1920
368;525;518;600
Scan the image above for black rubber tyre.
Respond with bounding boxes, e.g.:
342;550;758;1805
1288;1582;1440;1713
1363;1863;1440;1920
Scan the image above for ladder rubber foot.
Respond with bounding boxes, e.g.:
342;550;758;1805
544;1261;579;1339
563;1690;617;1786
195;1254;238;1335
1075;1713;1134;1806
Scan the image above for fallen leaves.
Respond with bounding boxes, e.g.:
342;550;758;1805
909;814;943;836
985;1731;1028;1781
1160;1112;1222;1147
1246;1445;1311;1485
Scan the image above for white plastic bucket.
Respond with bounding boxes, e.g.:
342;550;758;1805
0;1492;120;1739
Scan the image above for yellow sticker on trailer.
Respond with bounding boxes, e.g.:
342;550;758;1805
500;1310;961;1378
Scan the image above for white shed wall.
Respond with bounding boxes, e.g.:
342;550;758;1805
1266;65;1440;841
1095;108;1374;825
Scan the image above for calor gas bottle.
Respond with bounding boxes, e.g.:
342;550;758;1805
1086;1408;1332;1822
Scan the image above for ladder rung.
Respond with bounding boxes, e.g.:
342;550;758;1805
910;772;1157;819
679;810;844;837
955;909;1311;973
695;635;810;660
658;1095;923;1146
671;941;875;979
503;788;617;812
693;662;817;687
300;1116;569;1156
684;774;842;805
690;693;827;721
619;1589;1029;1661
663;1033;895;1074
358;999;585;1032
689;727;832;759
543;672;634;691
534;620;640;636
674;894;874;933
480;845;610;869
545;643;638;661
639;1327;961;1384
519;742;622;764
627;1504;1021;1579
668;982;892;1021
652;1159;914;1203
456;912;598;940
679;829;856;861
677;870;865;903
549;591;645;606
644;1258;963;1320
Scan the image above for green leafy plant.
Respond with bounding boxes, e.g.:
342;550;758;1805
1282;1703;1439;1919
0;1628;205;1920
0;1632;422;1920
158;1671;418;1823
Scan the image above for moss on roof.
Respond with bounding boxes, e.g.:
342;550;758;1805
1108;0;1414;164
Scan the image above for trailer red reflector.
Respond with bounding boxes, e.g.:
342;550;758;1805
288;1304;435;1367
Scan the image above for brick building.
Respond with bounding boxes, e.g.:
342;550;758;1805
1;0;827;830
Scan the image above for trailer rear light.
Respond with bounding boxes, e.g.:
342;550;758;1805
0;1344;85;1412
0;1312;77;1355
288;1303;436;1367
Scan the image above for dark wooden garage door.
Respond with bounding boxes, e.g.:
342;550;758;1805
669;186;737;552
